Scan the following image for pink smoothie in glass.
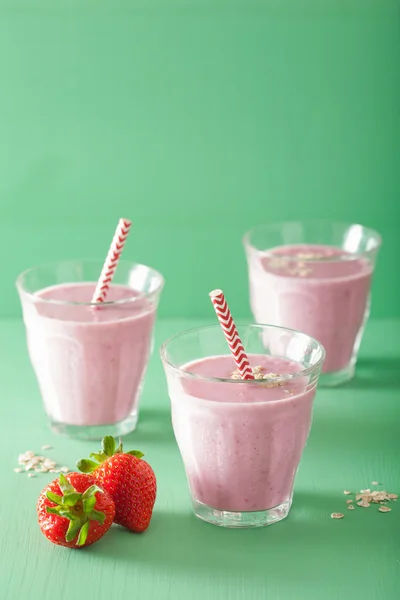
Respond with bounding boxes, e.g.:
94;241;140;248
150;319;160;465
170;354;316;513
248;244;372;373
23;283;155;426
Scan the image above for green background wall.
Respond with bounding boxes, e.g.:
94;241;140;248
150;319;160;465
1;0;399;319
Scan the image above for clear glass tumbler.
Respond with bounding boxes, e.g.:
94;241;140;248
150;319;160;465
243;221;381;386
17;259;164;440
160;324;325;528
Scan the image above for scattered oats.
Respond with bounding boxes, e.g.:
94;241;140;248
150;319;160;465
371;481;379;485
260;373;286;388
346;499;353;504
232;366;267;379
41;445;52;450
296;252;327;261
49;469;58;473
15;449;68;476
343;490;352;495
351;485;398;512
370;491;389;503
14;468;22;473
331;512;344;519
60;467;69;473
268;258;289;269
18;451;34;463
27;473;36;478
288;267;312;277
348;505;355;510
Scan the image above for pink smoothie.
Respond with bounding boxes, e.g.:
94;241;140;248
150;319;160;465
170;354;316;513
23;283;155;426
248;244;372;373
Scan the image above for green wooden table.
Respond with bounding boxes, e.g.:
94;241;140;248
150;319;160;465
1;317;399;600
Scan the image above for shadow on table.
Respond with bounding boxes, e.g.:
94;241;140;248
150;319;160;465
124;407;175;446
90;489;387;583
308;406;398;460
344;357;400;390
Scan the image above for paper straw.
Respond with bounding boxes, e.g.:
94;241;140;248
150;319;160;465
209;289;254;380
92;218;132;304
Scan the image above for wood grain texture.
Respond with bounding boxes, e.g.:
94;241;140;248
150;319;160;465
0;318;399;600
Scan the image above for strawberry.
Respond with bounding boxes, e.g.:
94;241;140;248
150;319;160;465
77;436;156;533
37;472;115;548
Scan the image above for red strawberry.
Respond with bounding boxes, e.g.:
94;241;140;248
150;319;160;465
77;436;156;533
37;472;115;548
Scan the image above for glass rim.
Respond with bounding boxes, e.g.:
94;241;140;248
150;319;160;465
160;322;326;385
242;219;382;261
16;258;165;307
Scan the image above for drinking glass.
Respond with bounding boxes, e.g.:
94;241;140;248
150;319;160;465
243;221;381;386
17;259;164;439
161;323;325;527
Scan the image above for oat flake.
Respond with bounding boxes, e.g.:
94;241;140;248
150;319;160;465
379;506;392;513
331;513;344;519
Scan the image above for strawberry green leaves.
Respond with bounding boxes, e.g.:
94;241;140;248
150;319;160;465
45;474;106;546
58;473;75;495
102;436;116;457
76;459;98;473
66;519;82;543
89;452;108;463
77;436;144;474
62;492;82;506
77;521;90;546
46;491;62;504
81;485;103;500
126;450;144;458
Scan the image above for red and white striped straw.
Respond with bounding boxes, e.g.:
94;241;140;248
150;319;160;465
209;289;254;380
91;218;132;304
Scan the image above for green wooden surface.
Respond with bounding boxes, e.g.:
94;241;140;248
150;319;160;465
1;317;399;600
1;1;400;319
1;2;399;597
